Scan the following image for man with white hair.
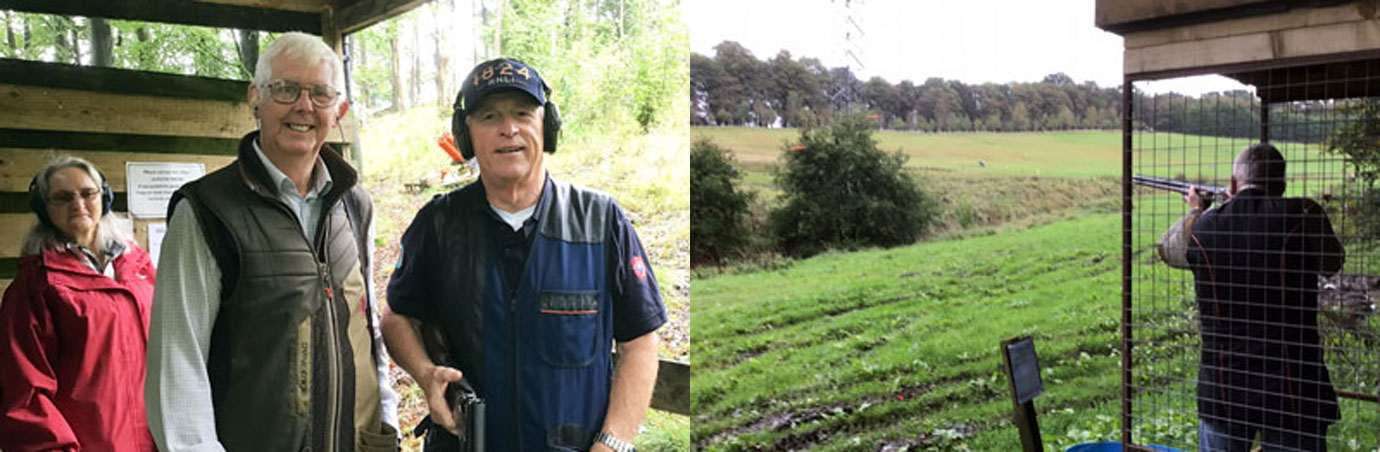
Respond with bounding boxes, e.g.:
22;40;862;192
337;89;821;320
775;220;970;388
1159;143;1345;451
146;32;398;451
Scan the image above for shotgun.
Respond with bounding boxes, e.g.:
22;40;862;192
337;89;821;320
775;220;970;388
1132;174;1229;203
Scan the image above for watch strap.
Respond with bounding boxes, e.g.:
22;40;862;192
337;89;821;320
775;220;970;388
594;431;636;452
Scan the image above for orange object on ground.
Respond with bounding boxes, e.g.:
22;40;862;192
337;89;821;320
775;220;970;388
438;131;464;164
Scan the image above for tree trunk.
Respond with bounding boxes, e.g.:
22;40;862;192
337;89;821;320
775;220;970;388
354;34;369;112
21;15;30;56
68;17;81;65
53;17;71;63
2;12;12;58
389;23;405;110
411;15;422;106
489;0;503;57
433;0;450;107
91;18;112;67
238;29;259;79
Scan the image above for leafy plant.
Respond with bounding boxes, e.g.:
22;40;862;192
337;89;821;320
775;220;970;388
691;139;754;265
769;115;938;257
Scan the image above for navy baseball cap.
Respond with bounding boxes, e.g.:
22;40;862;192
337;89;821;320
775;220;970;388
459;58;549;110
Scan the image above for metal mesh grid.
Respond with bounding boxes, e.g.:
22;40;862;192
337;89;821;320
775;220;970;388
1126;63;1380;451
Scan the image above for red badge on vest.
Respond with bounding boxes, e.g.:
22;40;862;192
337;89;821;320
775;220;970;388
631;256;648;281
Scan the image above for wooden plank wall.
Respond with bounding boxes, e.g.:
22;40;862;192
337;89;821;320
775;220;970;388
0;58;358;293
1120;2;1380;77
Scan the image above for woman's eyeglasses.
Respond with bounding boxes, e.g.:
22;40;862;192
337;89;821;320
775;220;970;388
48;188;101;206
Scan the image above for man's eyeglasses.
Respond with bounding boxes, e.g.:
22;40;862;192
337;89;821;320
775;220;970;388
49;188;101;206
262;79;340;108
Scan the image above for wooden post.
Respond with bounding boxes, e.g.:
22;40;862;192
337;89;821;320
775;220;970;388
320;7;365;173
1000;337;1043;452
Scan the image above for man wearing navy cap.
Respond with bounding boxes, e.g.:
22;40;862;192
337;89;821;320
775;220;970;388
381;58;665;452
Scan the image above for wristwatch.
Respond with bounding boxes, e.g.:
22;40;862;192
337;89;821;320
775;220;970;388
593;431;636;452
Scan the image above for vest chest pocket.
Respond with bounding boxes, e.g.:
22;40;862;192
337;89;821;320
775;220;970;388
536;291;601;367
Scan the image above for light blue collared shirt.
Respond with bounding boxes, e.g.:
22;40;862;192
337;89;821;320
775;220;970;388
251;139;333;239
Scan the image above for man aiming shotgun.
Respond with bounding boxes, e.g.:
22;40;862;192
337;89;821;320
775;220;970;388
1155;143;1345;451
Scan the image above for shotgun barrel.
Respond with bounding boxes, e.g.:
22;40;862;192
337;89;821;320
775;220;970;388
1132;174;1229;203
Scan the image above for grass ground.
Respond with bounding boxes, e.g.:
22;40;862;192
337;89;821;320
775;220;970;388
693;212;1126;450
693;127;1378;450
694;209;1377;451
360;106;689;450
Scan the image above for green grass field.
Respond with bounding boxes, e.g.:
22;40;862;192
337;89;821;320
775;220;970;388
693;127;1378;450
694;209;1377;451
693;127;1341;182
693;212;1127;450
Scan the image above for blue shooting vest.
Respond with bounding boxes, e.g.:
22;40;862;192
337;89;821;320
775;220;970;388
423;179;614;451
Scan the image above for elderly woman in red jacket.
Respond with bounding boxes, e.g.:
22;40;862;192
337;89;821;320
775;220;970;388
0;156;157;451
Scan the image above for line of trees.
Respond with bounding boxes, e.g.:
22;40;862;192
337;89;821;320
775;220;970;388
692;40;1124;132
692;40;1337;143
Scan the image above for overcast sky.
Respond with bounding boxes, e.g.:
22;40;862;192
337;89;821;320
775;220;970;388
687;0;1247;95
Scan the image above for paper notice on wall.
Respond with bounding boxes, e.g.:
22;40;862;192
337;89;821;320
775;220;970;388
148;222;167;268
126;162;205;219
111;213;134;242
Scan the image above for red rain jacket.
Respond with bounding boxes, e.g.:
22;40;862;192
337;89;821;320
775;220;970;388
0;243;157;451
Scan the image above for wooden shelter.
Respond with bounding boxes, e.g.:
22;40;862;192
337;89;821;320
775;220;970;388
0;0;430;289
0;0;690;418
1099;1;1380;450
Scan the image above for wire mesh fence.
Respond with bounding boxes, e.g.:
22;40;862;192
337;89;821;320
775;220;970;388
1126;61;1380;451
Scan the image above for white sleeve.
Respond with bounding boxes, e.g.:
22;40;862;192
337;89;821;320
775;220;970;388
366;214;400;429
145;199;226;452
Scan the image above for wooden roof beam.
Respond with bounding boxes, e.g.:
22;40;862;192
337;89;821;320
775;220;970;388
336;0;430;35
1;0;322;34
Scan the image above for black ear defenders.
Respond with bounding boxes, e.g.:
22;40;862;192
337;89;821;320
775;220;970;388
29;169;115;228
452;94;562;160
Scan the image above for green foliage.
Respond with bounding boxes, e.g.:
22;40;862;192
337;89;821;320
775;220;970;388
495;0;688;140
691;139;754;265
2;12;250;79
1325;99;1380;243
1327;99;1380;185
349;20;399;111
769;115;937;257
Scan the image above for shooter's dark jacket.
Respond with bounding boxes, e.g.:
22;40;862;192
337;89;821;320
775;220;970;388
390;177;649;451
1185;188;1344;429
169;132;395;451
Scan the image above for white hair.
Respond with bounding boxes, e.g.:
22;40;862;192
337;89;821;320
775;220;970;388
252;32;345;103
21;156;130;256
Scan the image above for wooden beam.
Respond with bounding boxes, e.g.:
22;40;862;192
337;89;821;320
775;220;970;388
1122;3;1363;49
0;83;255;139
609;353;689;415
0;147;235;192
0;0;322;34
652;359;690;415
0;84;359;140
193;0;330;13
1096;0;1305;35
0;193;127;214
0;258;18;280
0;58;246;103
0;129;241;155
1124;18;1380;77
337;0;431;35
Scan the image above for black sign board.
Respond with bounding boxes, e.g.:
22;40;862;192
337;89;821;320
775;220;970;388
1004;337;1044;404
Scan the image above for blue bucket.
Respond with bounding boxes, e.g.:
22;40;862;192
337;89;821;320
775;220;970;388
1065;442;1186;452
